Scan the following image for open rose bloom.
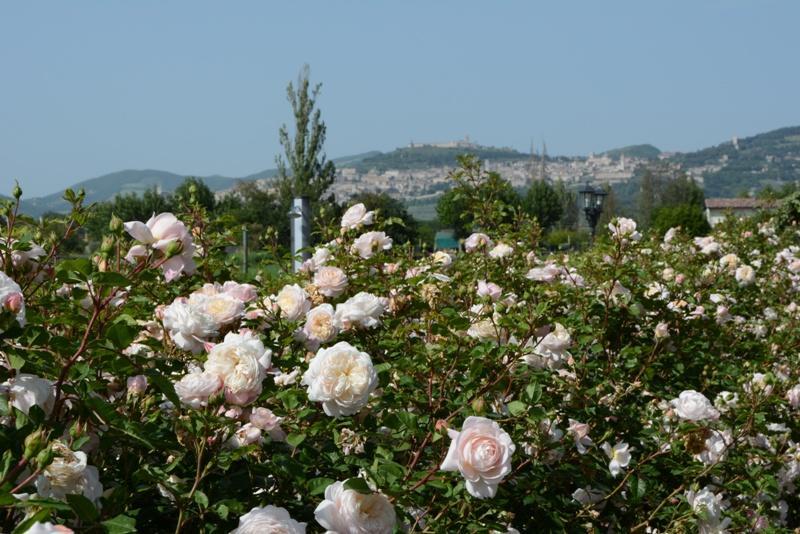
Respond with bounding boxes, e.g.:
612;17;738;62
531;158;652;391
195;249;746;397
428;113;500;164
441;416;516;498
124;212;196;281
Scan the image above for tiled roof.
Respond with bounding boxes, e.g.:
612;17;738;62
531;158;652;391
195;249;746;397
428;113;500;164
704;198;778;209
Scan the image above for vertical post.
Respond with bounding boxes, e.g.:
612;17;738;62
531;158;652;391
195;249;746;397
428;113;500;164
290;197;311;273
242;226;249;276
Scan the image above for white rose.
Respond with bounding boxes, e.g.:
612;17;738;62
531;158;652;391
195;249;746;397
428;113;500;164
204;330;269;406
351;231;393;259
735;265;756;287
431;250;453;267
313;266;349;298
162;297;218;353
233;505;306;534
669;390;720;421
4;373;54;415
340;203;375;230
302;304;338;348
173;371;223;409
464;233;493;253
608;217;641;242
226;423;263;449
719;253;739;270
522;323;571;369
249;407;286;441
601;441;631;478
654;322;670;340
488;242;514;259
301;341;378;417
314;480;396;534
275;284;311;322
440;416;515;498
685;487;731;532
35;442;103;504
333;292;387;330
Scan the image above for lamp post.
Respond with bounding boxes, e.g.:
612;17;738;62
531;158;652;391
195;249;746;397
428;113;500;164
579;181;607;241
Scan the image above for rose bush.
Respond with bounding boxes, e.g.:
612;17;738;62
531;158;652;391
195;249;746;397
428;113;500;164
1;172;800;532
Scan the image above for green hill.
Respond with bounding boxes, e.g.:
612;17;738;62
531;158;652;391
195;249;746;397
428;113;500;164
352;145;528;172
603;144;661;160
673;126;800;197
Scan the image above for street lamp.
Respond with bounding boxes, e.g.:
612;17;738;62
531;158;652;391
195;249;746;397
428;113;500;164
579;181;607;240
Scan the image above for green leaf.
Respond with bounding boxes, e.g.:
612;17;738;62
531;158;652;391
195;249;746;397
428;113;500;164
91;271;131;287
106;322;138;350
145;369;180;407
67;493;99;522
58;258;93;278
193;490;209;509
7;352;25;371
102;514;137;534
507;400;527;417
12;509;51;534
286;433;306;448
343;478;372;494
308;477;336;496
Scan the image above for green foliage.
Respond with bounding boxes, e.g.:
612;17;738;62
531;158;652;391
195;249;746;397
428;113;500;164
650;203;710;237
523;180;563;231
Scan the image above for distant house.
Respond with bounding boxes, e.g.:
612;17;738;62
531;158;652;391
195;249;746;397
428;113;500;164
704;198;779;226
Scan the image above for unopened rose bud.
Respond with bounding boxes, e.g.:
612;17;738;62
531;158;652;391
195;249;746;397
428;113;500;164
163;240;183;258
34;445;54;468
100;236;115;255
127;375;148;396
12;182;22;200
109;214;123;233
4;292;23;314
23;429;47;460
471;397;486;414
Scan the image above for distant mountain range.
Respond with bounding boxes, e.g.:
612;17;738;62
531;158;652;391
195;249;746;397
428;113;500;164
15;127;800;217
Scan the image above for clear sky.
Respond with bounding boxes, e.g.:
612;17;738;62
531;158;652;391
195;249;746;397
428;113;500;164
1;1;798;197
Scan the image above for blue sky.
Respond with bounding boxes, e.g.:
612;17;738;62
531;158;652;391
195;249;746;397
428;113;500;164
1;1;798;197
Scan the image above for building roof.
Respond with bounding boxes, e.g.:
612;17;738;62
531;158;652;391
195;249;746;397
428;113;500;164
704;198;778;209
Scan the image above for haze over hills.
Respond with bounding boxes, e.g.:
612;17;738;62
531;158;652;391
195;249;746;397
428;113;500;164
16;126;800;217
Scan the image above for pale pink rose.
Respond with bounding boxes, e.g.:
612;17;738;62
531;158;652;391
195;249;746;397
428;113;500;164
227;423;263;448
221;281;258;302
567;419;594;454
440;416;515;498
488;242;514;259
476;280;502;302
249;407;286;441
313;266;349;298
232;505;306;534
188;291;244;328
22;522;75;534
735;265;756;286
204;330;270;406
162;297;218;353
383;262;401;274
654;322;669;340
302;304;338;349
340;203;375;230
275;284;311;321
464;233;493;253
351;231;392;259
0;271;26;328
314;480;396;533
333;292;387;330
124;212;196;281
670;390;720;421
525;264;563;283
126;375;148;395
174;371;223;409
302;342;378;417
786;384;800;408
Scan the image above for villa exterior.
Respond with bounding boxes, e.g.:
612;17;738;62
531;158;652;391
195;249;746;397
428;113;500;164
704;198;779;227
